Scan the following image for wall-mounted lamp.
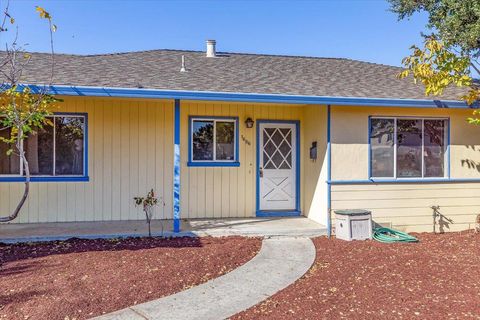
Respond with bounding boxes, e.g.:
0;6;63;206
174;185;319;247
245;117;254;128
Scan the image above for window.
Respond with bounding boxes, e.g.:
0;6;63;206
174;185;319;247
0;127;20;175
369;117;448;179
0;114;87;179
189;117;239;166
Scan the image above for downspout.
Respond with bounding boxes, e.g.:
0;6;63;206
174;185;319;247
327;104;332;238
173;99;181;232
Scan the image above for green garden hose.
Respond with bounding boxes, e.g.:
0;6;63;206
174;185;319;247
373;227;419;243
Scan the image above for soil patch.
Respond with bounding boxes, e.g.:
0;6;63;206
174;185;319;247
0;236;261;320
234;231;480;319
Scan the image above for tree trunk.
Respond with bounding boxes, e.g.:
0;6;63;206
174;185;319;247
145;207;152;237
0;131;30;223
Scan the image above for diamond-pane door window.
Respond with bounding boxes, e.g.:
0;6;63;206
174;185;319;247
263;127;292;170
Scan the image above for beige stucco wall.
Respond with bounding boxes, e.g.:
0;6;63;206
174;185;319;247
302;105;328;225
331;106;480;232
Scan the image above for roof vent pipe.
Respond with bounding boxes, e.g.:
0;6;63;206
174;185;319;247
180;55;187;72
206;40;216;58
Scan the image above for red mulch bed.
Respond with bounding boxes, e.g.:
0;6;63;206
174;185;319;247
0;236;261;320
234;231;480;320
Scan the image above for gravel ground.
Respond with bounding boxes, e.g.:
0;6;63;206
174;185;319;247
234;231;480;320
0;236;261;320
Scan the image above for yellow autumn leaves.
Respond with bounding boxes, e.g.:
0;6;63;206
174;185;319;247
398;38;473;100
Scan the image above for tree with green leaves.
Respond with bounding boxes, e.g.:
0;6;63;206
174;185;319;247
389;0;480;116
0;2;58;222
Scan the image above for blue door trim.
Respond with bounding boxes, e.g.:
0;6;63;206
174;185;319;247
256;210;302;217
256;120;301;217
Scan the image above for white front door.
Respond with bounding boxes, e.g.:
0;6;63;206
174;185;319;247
259;122;297;211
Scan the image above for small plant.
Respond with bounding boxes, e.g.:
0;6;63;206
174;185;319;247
134;189;159;237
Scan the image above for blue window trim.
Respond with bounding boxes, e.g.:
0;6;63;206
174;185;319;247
187;116;240;167
256;119;301;217
187;161;240;167
368;116;450;181
328;178;480;185
0;112;89;183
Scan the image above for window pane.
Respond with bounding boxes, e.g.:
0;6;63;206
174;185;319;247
263;128;276;169
55;117;85;175
370;119;394;177
192;120;214;161
25;125;54;175
424;120;446;177
215;121;235;160
397;119;422;178
0;127;20;174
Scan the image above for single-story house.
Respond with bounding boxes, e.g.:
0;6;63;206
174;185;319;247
1;40;479;234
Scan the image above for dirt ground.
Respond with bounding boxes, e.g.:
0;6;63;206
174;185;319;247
0;236;261;320
234;231;480;320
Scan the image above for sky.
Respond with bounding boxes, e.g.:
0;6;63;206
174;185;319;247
0;0;429;67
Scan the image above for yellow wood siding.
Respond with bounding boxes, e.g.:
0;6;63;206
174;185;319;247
8;96;480;233
1;97;174;223
331;106;480;232
179;101;308;219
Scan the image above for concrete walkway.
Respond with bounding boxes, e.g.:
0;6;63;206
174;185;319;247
94;237;316;320
0;217;326;243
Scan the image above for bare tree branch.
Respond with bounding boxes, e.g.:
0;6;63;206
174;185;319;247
0;0;10;32
0;3;56;223
471;61;480;76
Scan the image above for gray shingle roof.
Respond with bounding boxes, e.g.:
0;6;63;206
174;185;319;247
3;49;466;100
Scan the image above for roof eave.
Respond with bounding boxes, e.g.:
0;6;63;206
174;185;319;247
22;84;472;109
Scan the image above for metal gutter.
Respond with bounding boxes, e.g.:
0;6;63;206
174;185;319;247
22;84;472;108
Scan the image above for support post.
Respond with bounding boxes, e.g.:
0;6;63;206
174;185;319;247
326;104;332;238
173;99;181;232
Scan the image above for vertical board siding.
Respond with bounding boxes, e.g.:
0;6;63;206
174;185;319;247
111;99;122;221
163;105;174;220
6;98;480;233
2;97;175;223
129;102;139;220
179;101;306;219
74;98;86;222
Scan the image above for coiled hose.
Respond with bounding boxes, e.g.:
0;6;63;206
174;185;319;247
373;227;418;243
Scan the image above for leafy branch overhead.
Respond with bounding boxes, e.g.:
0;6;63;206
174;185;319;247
398;37;474;100
0;86;57;156
35;6;57;32
390;0;480;111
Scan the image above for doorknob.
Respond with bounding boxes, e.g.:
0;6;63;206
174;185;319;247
259;167;263;178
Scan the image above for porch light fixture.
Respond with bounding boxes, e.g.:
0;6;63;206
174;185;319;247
245;117;254;128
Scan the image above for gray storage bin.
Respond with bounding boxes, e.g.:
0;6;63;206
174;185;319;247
335;209;372;241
